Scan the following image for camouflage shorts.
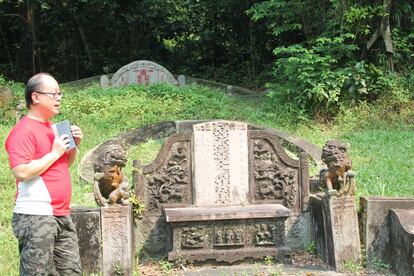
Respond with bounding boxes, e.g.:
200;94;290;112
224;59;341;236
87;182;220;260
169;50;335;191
12;213;82;276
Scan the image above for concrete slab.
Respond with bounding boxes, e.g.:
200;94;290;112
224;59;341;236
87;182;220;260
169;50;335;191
359;196;414;268
389;209;414;276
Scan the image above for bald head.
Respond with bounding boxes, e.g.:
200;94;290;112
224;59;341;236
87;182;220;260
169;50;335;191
25;73;58;109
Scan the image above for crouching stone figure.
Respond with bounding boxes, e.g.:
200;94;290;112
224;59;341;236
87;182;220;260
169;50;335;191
93;144;130;206
319;140;355;197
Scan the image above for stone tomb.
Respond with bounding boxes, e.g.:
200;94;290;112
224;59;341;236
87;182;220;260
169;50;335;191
110;60;178;87
134;120;309;263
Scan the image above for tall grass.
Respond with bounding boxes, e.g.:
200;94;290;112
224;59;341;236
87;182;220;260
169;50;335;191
1;81;413;274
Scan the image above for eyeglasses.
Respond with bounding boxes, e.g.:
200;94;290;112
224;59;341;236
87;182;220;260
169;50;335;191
36;90;63;99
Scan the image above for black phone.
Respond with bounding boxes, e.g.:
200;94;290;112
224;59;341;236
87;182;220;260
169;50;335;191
53;120;76;150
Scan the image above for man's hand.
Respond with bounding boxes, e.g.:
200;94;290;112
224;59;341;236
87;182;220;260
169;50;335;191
71;125;83;146
52;135;70;157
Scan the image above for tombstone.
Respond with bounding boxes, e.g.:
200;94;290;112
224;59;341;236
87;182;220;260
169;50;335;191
226;85;234;96
101;205;134;275
134;120;310;263
111;60;178;87
177;75;186;87
193;121;249;206
100;75;110;88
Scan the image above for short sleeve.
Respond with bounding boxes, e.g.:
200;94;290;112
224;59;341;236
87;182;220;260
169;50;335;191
5;128;36;168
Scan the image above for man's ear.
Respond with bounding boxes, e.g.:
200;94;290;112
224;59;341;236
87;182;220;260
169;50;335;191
31;93;40;105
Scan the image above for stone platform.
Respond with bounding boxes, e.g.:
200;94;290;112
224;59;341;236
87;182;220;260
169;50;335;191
166;204;291;263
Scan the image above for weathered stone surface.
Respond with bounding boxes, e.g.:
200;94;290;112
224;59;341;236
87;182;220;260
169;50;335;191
71;207;102;274
135;215;168;260
359;196;414;268
248;124;322;165
166;217;290;263
310;195;360;271
139;133;193;213
193;121;249;206
165;204;290;222
319;140;355;197
100;75;110;88
111;60;178;87
133;133;193;259
101;205;135;276
285;213;311;250
0;86;21;122
132;120;314;261
310;195;328;260
389;209;414;276
248;131;309;214
177;119;322;164
177;75;186;87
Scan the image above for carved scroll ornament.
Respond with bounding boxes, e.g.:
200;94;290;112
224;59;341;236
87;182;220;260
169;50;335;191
253;139;297;207
145;142;191;211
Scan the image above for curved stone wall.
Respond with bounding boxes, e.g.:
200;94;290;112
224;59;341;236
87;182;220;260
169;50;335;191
79;120;322;184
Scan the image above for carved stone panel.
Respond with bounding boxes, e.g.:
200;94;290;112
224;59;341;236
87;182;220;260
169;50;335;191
193;121;249;206
101;206;134;276
168;218;289;263
254;221;284;246
213;226;245;247
249;131;302;212
143;136;192;212
180;226;206;249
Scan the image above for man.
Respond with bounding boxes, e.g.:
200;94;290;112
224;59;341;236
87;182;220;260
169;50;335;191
5;73;83;275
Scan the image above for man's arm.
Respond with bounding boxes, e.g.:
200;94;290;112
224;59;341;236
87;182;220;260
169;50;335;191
11;136;69;182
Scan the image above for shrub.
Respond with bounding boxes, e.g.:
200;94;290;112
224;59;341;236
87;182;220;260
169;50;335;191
266;34;412;117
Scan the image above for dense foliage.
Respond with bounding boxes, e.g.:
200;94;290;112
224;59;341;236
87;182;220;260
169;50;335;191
0;0;413;115
248;0;414;114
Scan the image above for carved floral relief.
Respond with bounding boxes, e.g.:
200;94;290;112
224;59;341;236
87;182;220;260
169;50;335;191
252;139;297;207
145;142;191;211
181;226;205;249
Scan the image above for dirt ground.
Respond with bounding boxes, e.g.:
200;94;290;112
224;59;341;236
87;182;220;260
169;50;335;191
136;251;394;276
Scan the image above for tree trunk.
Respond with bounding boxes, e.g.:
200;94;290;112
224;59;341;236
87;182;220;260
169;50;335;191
366;0;394;71
27;0;42;74
0;23;14;72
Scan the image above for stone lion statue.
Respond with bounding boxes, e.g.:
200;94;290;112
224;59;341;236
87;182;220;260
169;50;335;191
319;140;355;197
93;144;130;206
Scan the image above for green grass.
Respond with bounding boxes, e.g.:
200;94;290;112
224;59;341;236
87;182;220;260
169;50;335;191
1;81;414;274
342;129;414;197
